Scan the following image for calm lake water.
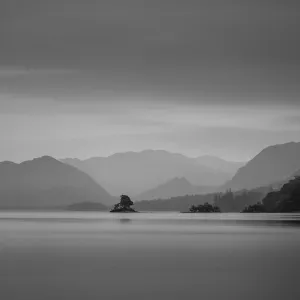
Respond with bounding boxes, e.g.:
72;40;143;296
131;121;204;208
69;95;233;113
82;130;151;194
0;212;300;300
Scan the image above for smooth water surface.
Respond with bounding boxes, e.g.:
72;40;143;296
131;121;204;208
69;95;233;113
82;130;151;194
0;212;300;300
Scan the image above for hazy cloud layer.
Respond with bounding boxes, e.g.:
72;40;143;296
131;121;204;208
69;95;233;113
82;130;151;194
0;1;300;161
1;0;300;100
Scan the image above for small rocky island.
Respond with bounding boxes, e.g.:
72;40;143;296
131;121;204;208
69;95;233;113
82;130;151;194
110;195;138;212
189;202;221;213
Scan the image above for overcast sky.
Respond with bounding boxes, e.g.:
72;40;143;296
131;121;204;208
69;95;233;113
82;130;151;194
0;0;300;162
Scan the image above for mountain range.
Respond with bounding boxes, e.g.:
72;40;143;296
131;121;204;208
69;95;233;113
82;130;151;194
62;150;243;196
195;156;244;173
0;156;114;209
224;142;300;191
0;142;299;211
134;177;217;201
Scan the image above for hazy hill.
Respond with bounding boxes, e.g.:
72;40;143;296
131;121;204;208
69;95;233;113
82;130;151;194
223;142;300;191
214;190;266;212
134;187;268;212
0;156;114;208
62;150;232;196
196;155;245;174
135;177;217;201
133;194;215;212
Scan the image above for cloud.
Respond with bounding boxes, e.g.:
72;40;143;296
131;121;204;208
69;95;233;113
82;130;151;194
0;0;299;102
0;1;299;161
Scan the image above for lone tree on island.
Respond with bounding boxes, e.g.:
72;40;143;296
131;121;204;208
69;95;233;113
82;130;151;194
110;195;137;212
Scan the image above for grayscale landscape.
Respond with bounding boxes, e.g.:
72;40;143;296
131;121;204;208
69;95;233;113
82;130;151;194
0;0;300;299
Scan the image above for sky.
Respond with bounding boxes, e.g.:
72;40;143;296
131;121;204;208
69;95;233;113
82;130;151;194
0;0;300;162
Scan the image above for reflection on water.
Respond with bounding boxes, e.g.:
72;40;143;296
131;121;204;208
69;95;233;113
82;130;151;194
0;212;300;300
119;218;132;224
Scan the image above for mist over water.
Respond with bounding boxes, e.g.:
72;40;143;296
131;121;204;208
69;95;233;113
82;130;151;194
0;212;299;300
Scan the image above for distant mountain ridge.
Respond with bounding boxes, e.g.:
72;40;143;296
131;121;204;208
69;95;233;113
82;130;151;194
0;156;114;208
224;142;300;191
195;155;245;173
134;186;270;212
62;150;239;196
135;177;217;201
133;194;216;212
